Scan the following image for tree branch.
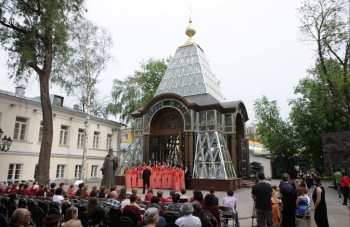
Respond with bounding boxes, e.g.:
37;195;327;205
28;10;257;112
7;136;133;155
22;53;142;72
20;0;41;15
0;20;30;34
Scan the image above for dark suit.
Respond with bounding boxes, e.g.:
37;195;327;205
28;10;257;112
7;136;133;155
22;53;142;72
185;168;190;189
142;168;151;194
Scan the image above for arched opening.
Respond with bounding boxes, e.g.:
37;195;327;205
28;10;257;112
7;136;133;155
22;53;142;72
148;107;185;164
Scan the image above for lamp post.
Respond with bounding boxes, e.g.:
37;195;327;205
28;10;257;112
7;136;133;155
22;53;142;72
0;128;13;152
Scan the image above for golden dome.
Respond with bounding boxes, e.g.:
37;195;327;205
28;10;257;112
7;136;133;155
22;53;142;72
185;19;196;45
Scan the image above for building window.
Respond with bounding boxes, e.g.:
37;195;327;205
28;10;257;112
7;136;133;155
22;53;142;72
77;129;85;147
93;132;100;149
59;125;69;145
38;121;43;143
91;165;98;177
56;165;66;178
106;134;112;149
123;133;129;142
13;117;28;140
75;165;82;178
8;164;22;180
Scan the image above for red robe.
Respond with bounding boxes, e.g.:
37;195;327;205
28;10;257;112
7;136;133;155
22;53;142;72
125;170;132;189
179;170;185;190
4;187;11;194
162;170;168;189
131;169;137;188
167;170;173;189
156;171;162;188
22;189;31;196
137;170;143;188
150;171;156;189
174;172;180;191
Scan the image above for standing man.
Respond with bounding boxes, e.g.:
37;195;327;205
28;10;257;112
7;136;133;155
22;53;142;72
142;166;151;194
334;169;342;198
251;172;273;227
185;166;190;189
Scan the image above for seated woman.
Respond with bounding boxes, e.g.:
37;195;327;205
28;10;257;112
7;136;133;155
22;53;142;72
90;186;98;198
157;190;165;203
80;185;90;200
22;184;31;196
149;196;164;217
68;184;75;196
179;188;190;203
53;188;69;211
124;194;143;226
132;188;142;202
165;190;175;202
86;197;98;214
295;188;309;215
98;186;106;199
202;194;220;226
9;192;18;207
193;190;205;207
36;185;47;197
31;185;39;196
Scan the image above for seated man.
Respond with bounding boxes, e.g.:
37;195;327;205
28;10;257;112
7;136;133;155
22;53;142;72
222;190;240;227
209;187;219;206
106;191;121;208
11;208;31;227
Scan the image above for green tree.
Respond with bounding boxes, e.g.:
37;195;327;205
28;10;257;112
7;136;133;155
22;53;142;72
253;96;299;157
0;0;85;184
298;0;350;127
51;19;113;180
107;58;169;124
289;60;348;166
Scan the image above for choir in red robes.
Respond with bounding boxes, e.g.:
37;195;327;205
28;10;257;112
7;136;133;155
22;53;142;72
131;169;137;188
125;169;132;189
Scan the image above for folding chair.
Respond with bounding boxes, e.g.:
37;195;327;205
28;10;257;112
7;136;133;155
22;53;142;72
218;205;236;227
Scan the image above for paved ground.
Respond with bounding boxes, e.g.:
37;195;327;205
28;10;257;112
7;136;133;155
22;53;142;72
82;179;350;227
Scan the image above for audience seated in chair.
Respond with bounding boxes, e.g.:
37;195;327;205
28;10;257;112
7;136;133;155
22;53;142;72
175;202;201;227
11;208;31;227
167;194;182;214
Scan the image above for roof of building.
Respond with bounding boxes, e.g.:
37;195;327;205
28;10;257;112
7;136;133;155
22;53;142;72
154;20;224;102
0;89;126;126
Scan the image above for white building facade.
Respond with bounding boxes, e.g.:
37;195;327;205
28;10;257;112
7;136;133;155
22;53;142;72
0;88;124;184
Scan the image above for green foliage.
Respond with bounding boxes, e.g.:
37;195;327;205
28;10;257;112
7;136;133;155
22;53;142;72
289;60;348;163
298;0;350;122
254;96;298;157
107;57;169;124
0;0;85;80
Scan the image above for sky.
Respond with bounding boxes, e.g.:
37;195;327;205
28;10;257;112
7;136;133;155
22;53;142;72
0;0;317;125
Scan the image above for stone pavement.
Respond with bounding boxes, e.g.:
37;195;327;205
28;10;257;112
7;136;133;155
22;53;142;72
83;179;350;227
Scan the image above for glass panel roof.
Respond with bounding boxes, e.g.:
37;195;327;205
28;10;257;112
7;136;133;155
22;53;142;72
155;44;224;102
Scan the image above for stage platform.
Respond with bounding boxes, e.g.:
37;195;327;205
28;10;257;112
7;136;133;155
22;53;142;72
115;176;243;191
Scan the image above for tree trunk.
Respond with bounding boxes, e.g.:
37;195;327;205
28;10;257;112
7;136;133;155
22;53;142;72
35;26;53;185
35;73;53;185
80;88;91;180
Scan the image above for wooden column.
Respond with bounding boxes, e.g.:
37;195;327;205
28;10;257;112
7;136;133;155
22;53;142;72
189;132;194;176
230;134;237;175
143;134;149;163
237;134;242;177
185;132;189;170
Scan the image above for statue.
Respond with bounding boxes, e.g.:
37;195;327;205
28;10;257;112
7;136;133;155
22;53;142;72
101;148;118;189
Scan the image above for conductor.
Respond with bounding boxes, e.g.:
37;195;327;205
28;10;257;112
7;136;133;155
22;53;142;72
142;166;151;194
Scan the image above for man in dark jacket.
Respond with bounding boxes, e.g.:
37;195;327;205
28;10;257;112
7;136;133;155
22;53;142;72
142;166;151;194
185;165;190;189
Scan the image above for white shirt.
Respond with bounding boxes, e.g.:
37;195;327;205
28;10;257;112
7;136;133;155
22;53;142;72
175;214;201;227
121;199;130;209
53;195;64;203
